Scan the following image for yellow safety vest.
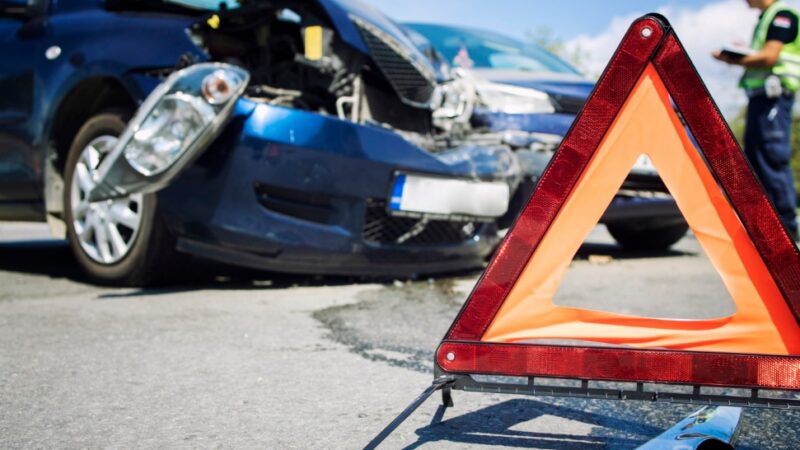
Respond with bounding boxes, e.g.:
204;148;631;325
741;1;800;93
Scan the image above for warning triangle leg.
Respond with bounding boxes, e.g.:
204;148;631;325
363;376;455;450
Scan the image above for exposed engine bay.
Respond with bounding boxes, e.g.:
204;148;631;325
183;2;496;154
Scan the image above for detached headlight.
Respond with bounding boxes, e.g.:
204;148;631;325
124;93;216;176
123;66;248;176
475;81;555;114
87;63;249;201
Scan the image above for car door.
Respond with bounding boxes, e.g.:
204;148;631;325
0;0;47;219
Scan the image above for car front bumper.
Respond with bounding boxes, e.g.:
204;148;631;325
476;109;684;227
155;99;507;275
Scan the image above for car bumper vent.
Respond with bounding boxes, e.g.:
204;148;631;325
254;183;335;225
362;200;479;246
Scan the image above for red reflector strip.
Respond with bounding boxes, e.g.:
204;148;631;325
434;13;800;395
446;17;665;341
653;34;800;323
438;342;800;390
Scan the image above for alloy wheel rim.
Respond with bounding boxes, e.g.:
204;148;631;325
70;135;144;265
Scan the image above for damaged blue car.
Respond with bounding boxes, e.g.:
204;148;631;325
0;0;519;285
406;23;689;250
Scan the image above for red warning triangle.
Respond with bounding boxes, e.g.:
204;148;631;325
437;14;800;390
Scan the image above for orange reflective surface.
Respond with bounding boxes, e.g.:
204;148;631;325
482;65;800;355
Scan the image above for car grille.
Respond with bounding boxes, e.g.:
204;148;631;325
362;200;479;246
550;94;586;115
353;17;436;106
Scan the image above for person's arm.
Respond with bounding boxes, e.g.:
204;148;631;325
713;10;798;68
713;40;783;67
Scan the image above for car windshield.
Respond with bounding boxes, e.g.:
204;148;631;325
406;24;580;75
165;0;240;10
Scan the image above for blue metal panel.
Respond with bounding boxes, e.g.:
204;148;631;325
39;10;202;162
0;17;45;203
155;99;500;273
0;4;202;206
472;109;577;135
498;78;594;100
239;100;453;173
318;0;435;77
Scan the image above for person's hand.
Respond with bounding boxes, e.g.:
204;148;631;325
713;49;734;64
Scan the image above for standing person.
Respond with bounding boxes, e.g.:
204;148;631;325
714;0;800;240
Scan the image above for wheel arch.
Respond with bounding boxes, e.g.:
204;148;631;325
44;76;138;236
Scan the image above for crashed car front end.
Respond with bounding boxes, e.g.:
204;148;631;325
91;0;521;275
403;23;689;250
467;76;684;230
158;99;516;275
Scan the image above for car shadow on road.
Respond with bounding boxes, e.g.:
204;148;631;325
574;241;695;260
0;238;485;299
0;240;85;280
0;236;692;299
94;266;484;299
405;398;661;449
0;239;388;295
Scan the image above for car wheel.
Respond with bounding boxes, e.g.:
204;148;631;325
63;110;178;286
606;220;689;251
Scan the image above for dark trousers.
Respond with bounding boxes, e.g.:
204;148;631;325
744;93;798;234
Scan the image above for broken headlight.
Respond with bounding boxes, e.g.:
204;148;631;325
87;63;249;201
123;65;248;176
124;92;216;176
475;81;555;114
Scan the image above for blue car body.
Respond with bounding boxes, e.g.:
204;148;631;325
472;77;593;137
0;4;202;214
158;99;500;275
407;23;685;230
0;0;510;278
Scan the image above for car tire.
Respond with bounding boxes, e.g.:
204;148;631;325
606;220;689;251
63;110;179;286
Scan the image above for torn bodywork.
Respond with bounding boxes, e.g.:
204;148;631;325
42;0;519;279
90;1;520;202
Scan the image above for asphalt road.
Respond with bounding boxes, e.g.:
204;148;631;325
1;222;798;449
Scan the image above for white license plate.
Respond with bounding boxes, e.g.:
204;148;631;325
388;173;510;218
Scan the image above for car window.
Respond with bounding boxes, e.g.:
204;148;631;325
407;23;580;75
488;52;552;72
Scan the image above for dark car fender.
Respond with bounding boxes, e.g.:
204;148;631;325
34;8;205;232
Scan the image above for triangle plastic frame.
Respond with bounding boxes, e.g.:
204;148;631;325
435;14;800;400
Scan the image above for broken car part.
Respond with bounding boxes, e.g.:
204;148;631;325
88;63;249;201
